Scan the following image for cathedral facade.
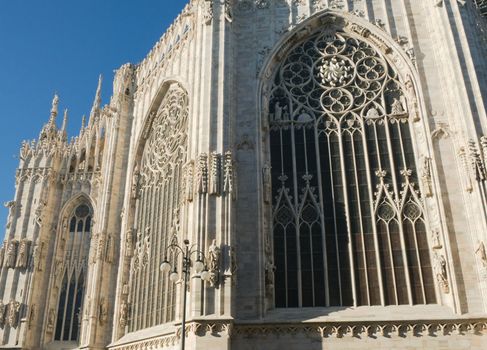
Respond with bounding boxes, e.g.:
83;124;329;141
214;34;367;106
1;0;487;349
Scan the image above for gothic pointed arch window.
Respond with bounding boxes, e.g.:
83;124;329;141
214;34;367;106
128;83;189;332
55;203;92;341
267;27;436;308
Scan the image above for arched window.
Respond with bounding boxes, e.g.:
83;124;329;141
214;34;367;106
268;28;435;308
55;203;92;341
129;83;188;332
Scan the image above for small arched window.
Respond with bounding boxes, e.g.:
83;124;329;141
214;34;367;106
54;203;92;341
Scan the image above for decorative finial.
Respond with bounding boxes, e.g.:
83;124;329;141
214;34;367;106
90;75;103;122
50;93;59;120
81;115;86;130
61;109;68;131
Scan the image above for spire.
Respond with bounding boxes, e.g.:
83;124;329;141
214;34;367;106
50;93;59;122
60;109;68;141
81;115;86;132
39;93;60;142
61;109;68;132
89;75;103;125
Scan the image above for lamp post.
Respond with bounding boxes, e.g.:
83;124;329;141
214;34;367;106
160;239;211;350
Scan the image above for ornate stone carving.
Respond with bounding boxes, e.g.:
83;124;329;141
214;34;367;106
125;229;134;258
263;163;272;204
458;147;473;192
236;134;255;151
34;200;47;227
264;234;276;296
433;252;449;293
133;231;143;272
475;241;487;279
131;164;140;199
223;151;235;199
431;230;442;250
4;201;17;230
209;152;221;196
119;301;129;328
6;300;21;328
0;301;5;327
99;297;108;325
184;160;195;202
0;242;5;269
208;239;221;287
47;308;55;329
197;153;208;194
204;0;213;25
15;239;30;268
5;240;17;269
404;75;420;122
421;157;433;197
28;304;35;329
469;140;486;181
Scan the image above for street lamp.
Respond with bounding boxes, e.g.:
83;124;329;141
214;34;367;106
160;239;211;350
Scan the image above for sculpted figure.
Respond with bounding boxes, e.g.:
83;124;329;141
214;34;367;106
433;252;449;293
131;165;140;199
119;301;128;327
208;239;221;287
99;297;108;325
47;308;55;328
263;164;272;204
475;241;487;269
5;241;17;269
0;242;5;269
16;239;29;268
0;300;5;327
7;300;20;328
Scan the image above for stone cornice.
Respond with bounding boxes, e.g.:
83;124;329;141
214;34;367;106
108;318;487;349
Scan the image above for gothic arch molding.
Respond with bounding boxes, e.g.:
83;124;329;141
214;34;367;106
122;80;190;333
257;11;456;311
44;193;94;343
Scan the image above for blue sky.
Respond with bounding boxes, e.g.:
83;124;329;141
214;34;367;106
0;0;189;237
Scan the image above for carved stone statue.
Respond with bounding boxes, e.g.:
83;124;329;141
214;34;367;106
433;252;449;293
0;242;5;269
7;300;21;328
133;231;143;271
4;201;16;230
265;260;276;293
431;230;442;250
263;164;272;204
208;239;221;287
209;152;221;196
131;165;140;199
16;239;29;268
125;229;134;258
0;300;5;327
34;201;47;227
391;97;406;116
475;241;487;269
47;308;55;329
119;301;128;328
5;241;17;269
185;160;194;202
99;297;108;325
223;151;235;198
197;153;208;194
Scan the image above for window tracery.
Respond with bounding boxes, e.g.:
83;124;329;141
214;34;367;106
268;28;435;308
54;203;92;341
129;83;188;332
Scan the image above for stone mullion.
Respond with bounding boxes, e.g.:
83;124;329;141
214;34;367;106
361;124;386;306
337;126;358;307
350;128;371;305
383;118;414;305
